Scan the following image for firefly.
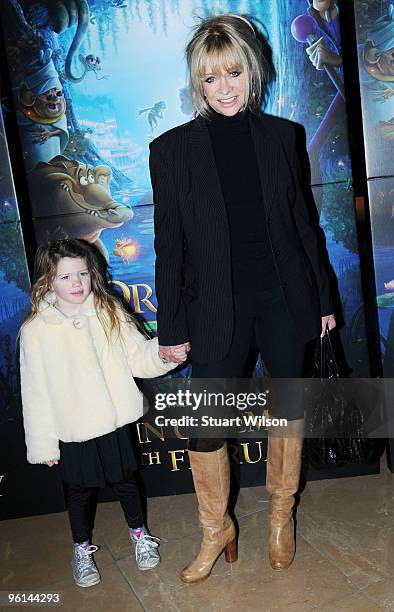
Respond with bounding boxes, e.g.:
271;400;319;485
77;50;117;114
113;238;139;262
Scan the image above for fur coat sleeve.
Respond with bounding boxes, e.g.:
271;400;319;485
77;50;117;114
20;325;60;465
120;317;178;378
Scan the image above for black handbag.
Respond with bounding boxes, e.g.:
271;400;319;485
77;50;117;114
304;329;376;469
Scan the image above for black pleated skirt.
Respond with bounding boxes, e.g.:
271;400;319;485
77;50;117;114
59;424;137;488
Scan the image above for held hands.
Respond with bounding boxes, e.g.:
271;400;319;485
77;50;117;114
159;343;191;365
43;460;58;467
321;314;336;337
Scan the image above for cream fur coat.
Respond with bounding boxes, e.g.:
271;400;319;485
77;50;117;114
20;293;176;464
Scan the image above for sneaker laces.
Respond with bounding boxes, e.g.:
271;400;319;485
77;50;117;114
77;544;99;570
134;534;160;563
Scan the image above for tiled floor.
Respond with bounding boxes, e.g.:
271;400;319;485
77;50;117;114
2;461;394;611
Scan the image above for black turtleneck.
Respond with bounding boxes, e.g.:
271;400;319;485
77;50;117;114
206;109;279;294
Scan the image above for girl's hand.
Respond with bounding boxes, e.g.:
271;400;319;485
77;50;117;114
159;343;190;364
321;314;336;337
43;460;59;467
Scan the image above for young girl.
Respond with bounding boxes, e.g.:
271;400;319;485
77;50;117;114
19;239;185;588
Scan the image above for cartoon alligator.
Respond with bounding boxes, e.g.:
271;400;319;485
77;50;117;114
29;155;133;257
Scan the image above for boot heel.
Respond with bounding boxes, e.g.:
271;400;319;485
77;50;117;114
224;538;238;563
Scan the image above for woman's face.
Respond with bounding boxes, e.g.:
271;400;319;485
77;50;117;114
202;63;246;116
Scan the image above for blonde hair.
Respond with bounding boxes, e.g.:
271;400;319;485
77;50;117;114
22;239;142;341
185;13;274;118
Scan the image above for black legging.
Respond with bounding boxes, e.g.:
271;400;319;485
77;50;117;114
189;287;308;453
65;475;144;543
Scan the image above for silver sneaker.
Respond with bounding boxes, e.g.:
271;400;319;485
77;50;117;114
130;527;160;570
71;544;101;587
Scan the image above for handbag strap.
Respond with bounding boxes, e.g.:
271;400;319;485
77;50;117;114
324;328;340;378
319;334;325;378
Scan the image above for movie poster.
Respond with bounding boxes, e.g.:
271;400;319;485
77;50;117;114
0;0;374;515
353;0;394;376
0;103;30;446
0;105;66;520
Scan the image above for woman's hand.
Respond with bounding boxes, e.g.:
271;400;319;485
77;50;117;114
43;460;59;467
321;314;336;337
159;343;191;364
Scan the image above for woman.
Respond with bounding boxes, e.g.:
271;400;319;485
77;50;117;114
149;13;336;583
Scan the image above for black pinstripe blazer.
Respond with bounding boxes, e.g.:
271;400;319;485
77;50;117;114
149;112;333;364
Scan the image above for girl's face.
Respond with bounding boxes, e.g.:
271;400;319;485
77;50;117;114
202;63;246;116
51;257;92;307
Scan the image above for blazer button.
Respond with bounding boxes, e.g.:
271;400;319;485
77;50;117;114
275;249;280;257
282;281;288;289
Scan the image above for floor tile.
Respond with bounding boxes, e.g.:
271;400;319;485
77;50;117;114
298;472;394;589
315;590;383;611
0;512;113;589
161;545;357;612
300;471;394;529
42;564;144;612
3;459;394;611
363;577;394;611
118;509;356;611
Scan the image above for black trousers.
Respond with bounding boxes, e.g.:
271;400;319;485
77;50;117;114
65;475;144;543
189;287;309;452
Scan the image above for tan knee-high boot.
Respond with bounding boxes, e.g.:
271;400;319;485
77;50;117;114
266;420;304;570
180;443;237;584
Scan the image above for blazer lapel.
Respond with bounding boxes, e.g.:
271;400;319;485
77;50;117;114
188;116;229;234
249;113;280;219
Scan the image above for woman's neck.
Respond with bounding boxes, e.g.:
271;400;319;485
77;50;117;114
208;107;248;121
206;107;249;132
